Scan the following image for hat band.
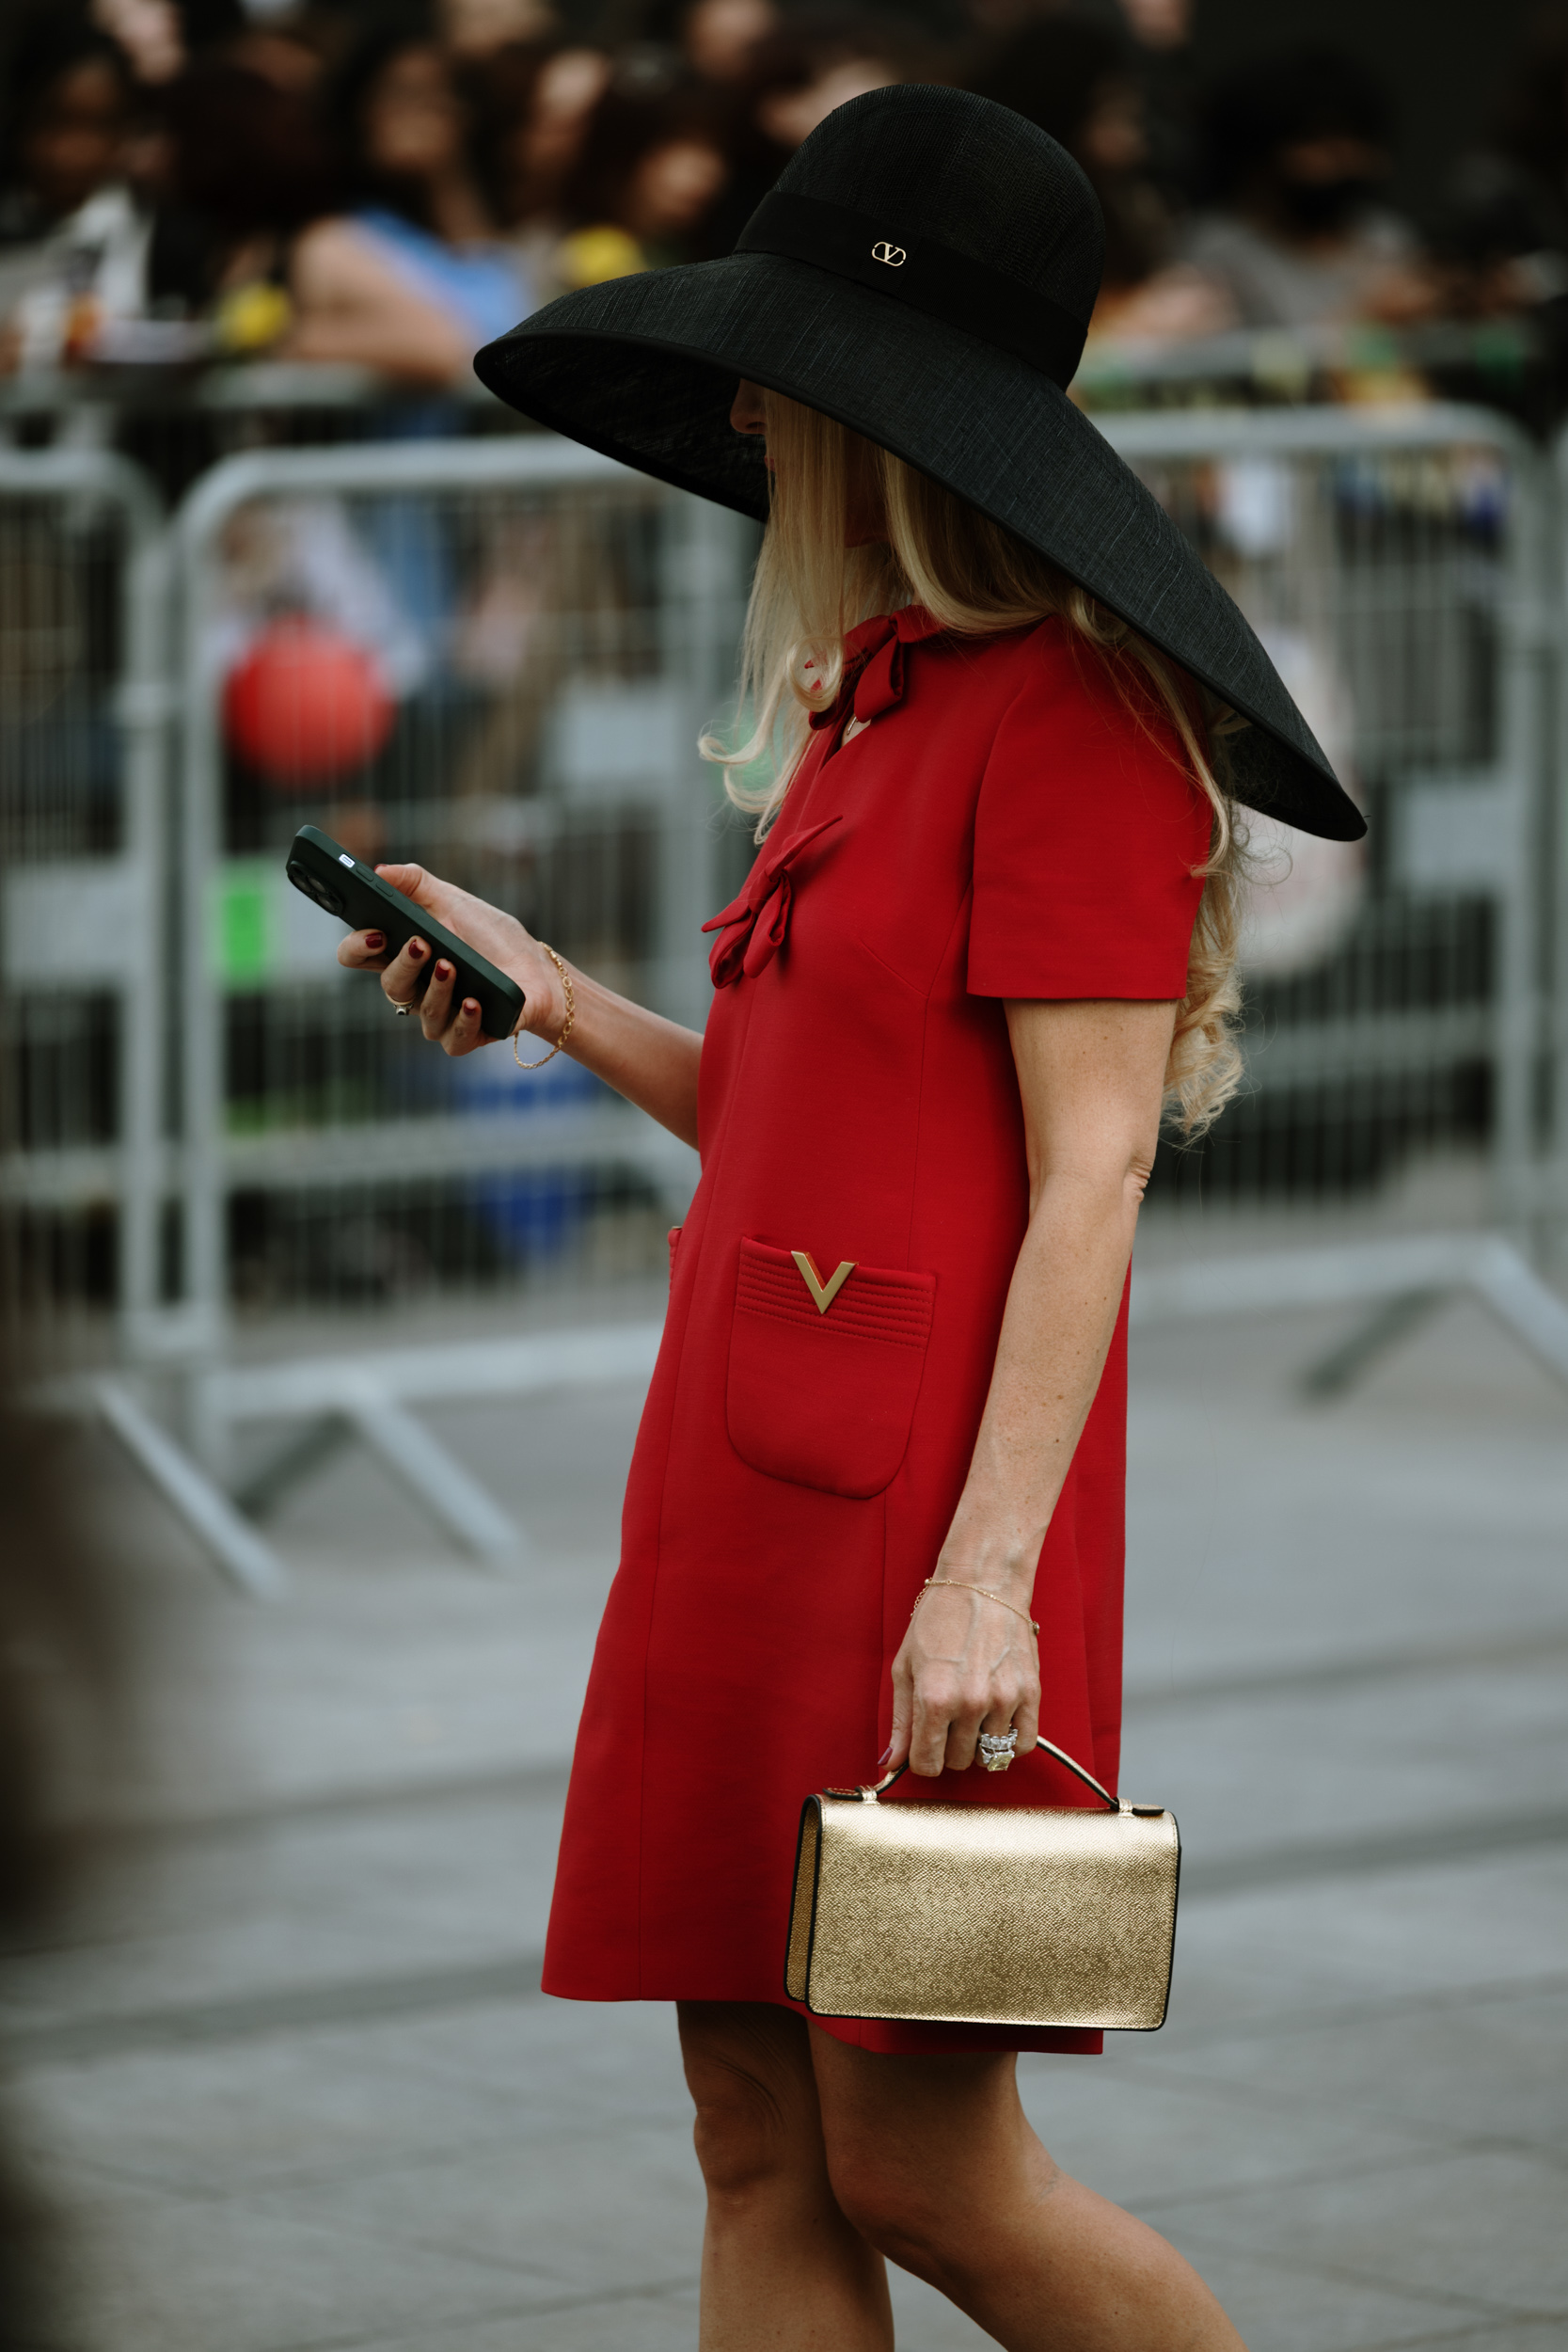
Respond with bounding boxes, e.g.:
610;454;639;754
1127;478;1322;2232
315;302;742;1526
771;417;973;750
734;190;1087;390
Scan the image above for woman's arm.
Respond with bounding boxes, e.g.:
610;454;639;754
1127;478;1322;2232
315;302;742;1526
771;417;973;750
887;995;1178;1778
284;220;473;386
337;864;705;1148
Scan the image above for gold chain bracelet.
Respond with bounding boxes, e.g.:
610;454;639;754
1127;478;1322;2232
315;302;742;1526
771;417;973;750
911;1578;1039;1637
513;945;576;1070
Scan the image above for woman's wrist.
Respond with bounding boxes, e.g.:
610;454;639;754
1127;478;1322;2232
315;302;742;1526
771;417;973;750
509;943;573;1046
930;1534;1046;1611
916;1578;1038;1637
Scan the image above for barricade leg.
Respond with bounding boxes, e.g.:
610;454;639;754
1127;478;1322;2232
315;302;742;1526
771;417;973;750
93;1377;286;1598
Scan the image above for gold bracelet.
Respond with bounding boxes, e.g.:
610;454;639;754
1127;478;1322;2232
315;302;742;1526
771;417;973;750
513;945;576;1070
911;1578;1039;1637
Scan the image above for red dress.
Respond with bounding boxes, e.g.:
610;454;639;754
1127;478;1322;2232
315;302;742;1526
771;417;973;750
543;608;1209;2054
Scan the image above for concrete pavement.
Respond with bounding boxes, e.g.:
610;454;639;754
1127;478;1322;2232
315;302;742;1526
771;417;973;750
4;1276;1566;2350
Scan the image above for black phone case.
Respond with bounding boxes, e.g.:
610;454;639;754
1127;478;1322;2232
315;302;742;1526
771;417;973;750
284;826;527;1042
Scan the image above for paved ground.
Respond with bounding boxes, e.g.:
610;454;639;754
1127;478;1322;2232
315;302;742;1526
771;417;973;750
4;1267;1567;2351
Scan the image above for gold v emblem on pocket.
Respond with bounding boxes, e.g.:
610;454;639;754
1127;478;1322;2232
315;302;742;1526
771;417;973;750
791;1251;856;1314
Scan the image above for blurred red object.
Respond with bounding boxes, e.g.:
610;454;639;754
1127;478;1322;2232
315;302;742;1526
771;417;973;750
224;620;396;786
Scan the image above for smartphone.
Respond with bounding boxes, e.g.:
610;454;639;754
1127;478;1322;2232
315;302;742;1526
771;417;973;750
284;825;527;1042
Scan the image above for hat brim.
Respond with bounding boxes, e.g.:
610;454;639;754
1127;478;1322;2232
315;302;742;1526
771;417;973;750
476;253;1365;843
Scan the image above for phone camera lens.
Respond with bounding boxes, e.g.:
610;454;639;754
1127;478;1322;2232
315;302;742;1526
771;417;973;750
287;857;343;916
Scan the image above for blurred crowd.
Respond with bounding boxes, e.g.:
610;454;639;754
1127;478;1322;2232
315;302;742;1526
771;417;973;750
7;0;1568;405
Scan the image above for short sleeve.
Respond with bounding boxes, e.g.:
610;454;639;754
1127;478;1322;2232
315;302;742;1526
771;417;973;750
967;631;1212;1000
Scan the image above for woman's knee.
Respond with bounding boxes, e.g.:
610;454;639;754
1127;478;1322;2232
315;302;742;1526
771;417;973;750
823;2132;955;2273
813;2042;1045;2279
679;2002;824;2206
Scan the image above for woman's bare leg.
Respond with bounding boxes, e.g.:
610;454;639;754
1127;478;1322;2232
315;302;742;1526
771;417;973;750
678;2001;894;2351
811;2031;1247;2352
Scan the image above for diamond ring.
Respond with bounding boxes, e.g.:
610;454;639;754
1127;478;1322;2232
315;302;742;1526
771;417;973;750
977;1729;1018;1772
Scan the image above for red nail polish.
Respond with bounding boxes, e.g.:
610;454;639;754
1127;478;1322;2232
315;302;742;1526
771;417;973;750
364;931;384;951
436;961;451;981
464;1000;479;1016
407;940;424;961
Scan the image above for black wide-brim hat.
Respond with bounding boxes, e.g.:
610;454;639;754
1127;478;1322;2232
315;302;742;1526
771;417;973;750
476;86;1363;842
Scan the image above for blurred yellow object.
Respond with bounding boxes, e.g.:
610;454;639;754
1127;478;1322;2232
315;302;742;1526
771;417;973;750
216;281;293;355
558;227;646;290
1329;366;1431;407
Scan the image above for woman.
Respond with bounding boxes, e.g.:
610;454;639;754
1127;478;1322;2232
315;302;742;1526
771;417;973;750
342;86;1361;2349
0;18;134;248
0;17;136;371
288;25;526;385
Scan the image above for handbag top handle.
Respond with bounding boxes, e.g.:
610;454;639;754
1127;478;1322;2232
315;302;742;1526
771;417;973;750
829;1734;1139;1812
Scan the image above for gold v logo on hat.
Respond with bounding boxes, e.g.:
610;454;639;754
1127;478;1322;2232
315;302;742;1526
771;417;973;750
791;1251;856;1313
871;241;906;266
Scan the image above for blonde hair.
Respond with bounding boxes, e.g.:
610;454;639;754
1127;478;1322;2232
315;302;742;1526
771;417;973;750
700;389;1246;1135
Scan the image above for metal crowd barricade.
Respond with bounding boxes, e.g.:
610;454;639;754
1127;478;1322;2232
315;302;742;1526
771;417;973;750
1098;404;1568;1385
0;446;169;1355
169;436;752;1565
8;406;1565;1600
1552;420;1568;1263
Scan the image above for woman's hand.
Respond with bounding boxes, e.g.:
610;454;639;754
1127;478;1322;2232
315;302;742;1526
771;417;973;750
337;863;565;1056
886;1583;1040;1778
336;859;706;1146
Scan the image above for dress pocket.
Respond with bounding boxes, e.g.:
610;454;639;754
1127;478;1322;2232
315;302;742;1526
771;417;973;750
725;1237;936;1500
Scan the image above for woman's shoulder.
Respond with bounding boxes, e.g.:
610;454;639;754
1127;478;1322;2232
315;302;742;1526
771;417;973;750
911;611;1199;777
953;614;1177;730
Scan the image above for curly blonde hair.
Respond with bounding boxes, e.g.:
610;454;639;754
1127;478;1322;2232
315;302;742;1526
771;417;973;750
700;389;1246;1134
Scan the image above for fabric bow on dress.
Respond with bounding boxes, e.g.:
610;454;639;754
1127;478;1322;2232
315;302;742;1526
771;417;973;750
702;609;943;989
809;604;947;739
702;815;843;986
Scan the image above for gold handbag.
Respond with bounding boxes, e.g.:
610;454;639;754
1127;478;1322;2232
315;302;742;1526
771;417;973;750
785;1738;1180;2031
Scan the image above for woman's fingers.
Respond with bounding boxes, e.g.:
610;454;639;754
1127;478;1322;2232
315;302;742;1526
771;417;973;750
368;933;487;1057
380;934;430;1010
910;1680;1032;1775
912;1664;1037;1775
1008;1683;1041;1756
942;1696;989;1775
420;957;457;1041
895;1590;1040;1776
375;863;476;946
443;995;485;1057
374;861;433;905
942;1662;1034;1772
338;928;388;971
374;864;537;994
907;1675;958;1778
